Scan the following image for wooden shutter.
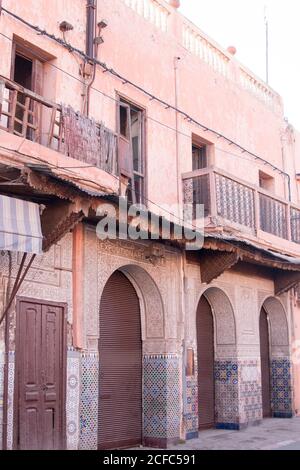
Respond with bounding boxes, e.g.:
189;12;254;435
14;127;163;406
197;296;215;429
118;102;133;178
260;308;272;418
98;271;142;449
32;58;44;143
32;59;44;95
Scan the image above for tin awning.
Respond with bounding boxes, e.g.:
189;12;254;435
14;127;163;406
0;194;43;254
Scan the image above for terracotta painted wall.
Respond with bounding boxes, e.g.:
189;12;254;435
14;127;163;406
1;0;300;444
1;0;299;216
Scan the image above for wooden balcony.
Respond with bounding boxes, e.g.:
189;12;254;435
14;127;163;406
182;167;300;245
0;75;117;175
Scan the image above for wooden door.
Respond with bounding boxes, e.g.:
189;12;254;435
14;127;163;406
197;296;215;429
260;307;272;418
15;298;66;450
98;271;142;449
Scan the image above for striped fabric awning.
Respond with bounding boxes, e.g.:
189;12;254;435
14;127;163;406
0;195;43;254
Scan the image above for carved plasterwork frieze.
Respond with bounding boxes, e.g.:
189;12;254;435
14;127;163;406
86;234;168;344
238;287;256;335
204;287;236;346
97;238;166;267
263;297;289;347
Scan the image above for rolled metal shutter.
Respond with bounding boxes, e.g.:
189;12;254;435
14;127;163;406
260;308;272;418
98;271;142;449
197;296;215;429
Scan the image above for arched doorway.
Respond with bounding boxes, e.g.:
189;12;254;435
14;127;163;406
259;307;271;418
98;270;142;449
259;297;292;419
196;296;215;429
194;287;237;432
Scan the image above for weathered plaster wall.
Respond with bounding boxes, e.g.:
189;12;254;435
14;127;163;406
1;0;297;217
0;0;298;448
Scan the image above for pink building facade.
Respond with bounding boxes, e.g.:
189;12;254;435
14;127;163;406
0;0;299;450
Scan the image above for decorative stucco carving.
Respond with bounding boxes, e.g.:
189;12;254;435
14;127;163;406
263;297;289;348
88;230;169;346
210;280;236;308
238;287;256;335
203;287;236;346
97;238;166;267
122;265;165;339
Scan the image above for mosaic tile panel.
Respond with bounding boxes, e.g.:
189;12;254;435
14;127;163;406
185;354;198;440
185;373;198;439
271;358;293;418
214;360;239;428
66;349;81;450
185;359;263;436
165;356;181;440
239;360;262;424
143;355;180;442
7;352;15;450
79;352;99;450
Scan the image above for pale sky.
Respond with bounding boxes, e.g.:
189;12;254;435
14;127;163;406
179;0;300;130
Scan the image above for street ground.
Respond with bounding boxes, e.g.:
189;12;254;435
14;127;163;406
133;417;300;451
168;417;300;450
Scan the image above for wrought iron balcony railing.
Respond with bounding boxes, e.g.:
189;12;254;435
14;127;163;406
0;75;118;175
183;167;300;245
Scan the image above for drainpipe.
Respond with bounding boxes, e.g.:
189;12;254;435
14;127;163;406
86;0;96;59
85;0;96;116
281;145;292;202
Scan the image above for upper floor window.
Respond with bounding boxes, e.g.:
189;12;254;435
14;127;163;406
11;38;46;141
14;53;34;90
191;134;213;171
192;143;207;170
259;170;275;193
12;40;45;94
118;99;145;205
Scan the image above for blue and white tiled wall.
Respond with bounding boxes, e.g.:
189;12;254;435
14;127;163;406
215;360;240;429
185;372;198;440
185;358;265;438
1;351;295;449
66;349;81;450
78;352;99;450
271;358;293;418
77;353;181;449
143;355;181;447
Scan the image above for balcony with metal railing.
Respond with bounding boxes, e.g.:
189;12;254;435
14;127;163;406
182;167;300;248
